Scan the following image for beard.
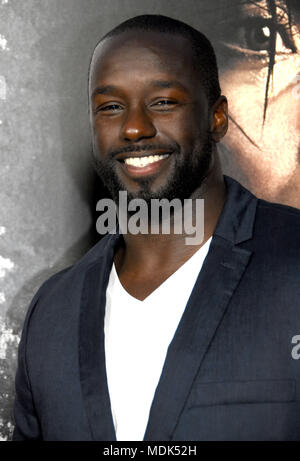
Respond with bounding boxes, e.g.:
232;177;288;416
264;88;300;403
92;129;213;205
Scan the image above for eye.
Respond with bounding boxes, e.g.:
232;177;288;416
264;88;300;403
244;20;274;51
150;99;178;111
220;16;296;57
242;17;295;53
95;103;124;115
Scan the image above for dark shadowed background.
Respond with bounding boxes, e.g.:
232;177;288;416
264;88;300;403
0;0;299;440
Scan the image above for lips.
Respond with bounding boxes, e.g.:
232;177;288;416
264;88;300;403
115;150;171;162
116;151;172;177
123;153;170;167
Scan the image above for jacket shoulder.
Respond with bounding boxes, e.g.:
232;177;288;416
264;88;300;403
255;198;300;235
257;198;300;219
250;198;300;259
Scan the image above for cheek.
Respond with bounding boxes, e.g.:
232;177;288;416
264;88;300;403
218;62;300;200
220;56;300;143
92;119;120;152
220;63;300;159
220;68;264;137
157;108;207;147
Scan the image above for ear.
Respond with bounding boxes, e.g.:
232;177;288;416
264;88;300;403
210;96;228;143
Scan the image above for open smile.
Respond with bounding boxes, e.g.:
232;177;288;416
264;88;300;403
116;152;172;177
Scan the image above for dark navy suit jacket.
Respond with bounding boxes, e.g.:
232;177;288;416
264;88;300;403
13;176;300;440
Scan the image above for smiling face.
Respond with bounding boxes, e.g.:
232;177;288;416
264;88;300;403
89;30;225;203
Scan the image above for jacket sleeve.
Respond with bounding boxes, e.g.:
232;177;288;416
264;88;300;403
12;293;42;440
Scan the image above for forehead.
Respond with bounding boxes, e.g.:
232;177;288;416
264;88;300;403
89;30;201;94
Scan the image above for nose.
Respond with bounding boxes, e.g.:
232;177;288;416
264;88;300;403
120;105;157;142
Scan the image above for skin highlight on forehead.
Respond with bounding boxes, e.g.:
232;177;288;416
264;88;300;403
89;31;204;104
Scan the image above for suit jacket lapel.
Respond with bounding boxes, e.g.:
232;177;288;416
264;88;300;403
143;177;257;441
143;238;252;440
79;233;119;441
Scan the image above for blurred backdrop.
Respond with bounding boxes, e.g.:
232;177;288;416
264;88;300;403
0;0;299;440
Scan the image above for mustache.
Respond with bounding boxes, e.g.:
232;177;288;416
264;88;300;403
108;143;180;158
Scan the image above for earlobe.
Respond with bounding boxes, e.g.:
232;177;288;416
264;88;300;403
211;96;228;142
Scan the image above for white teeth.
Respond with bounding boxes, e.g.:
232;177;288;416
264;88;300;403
124;154;169;167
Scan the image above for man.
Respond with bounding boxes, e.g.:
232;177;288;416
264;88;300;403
13;15;300;441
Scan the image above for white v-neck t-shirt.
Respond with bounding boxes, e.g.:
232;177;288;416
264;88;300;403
104;237;212;441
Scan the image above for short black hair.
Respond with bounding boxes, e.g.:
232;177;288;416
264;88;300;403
95;14;221;107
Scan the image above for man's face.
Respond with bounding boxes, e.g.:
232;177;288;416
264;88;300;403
89;31;214;203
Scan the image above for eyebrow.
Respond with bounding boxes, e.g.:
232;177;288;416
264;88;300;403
148;80;188;91
91;80;188;99
91;85;119;99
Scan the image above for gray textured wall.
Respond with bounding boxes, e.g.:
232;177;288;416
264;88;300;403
2;0;296;441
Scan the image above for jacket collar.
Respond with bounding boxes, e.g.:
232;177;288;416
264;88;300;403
214;175;257;244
